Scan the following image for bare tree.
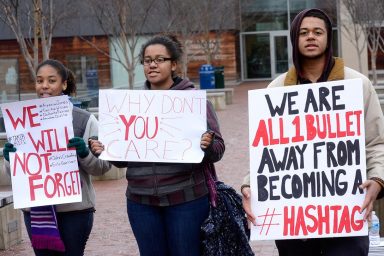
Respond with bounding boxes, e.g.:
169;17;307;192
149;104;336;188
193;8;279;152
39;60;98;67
362;1;384;85
340;0;366;72
160;0;238;77
157;0;201;78
342;0;384;85
0;0;73;80
191;0;238;65
86;0;155;89
239;0;272;33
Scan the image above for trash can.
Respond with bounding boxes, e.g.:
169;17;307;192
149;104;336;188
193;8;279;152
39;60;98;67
214;66;224;88
199;64;215;89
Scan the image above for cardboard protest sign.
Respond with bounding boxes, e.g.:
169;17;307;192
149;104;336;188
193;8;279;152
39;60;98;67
98;90;206;163
248;78;367;240
1;96;81;209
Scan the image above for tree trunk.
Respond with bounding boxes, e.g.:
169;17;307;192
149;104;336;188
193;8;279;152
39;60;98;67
33;0;40;73
371;52;378;86
128;70;135;90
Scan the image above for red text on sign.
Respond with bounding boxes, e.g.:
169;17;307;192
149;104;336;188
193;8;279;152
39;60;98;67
119;115;159;141
28;170;81;201
283;204;363;236
5;105;41;129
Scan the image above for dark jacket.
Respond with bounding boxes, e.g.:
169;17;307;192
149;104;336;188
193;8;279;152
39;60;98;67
112;77;225;206
201;182;254;256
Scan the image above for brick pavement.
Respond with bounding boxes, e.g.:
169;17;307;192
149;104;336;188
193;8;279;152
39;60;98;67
0;81;278;256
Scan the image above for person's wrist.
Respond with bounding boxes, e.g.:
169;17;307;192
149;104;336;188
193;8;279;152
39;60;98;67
78;147;90;158
241;184;250;194
370;177;384;189
370;177;384;199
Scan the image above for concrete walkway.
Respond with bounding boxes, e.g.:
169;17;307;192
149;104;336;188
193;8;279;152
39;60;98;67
0;81;278;256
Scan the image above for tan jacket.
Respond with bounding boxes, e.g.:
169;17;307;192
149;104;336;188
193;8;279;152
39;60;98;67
243;59;384;188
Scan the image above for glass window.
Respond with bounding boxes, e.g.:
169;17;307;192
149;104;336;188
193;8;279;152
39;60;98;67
241;0;337;32
371;30;384;70
332;29;339;57
241;0;288;32
243;34;271;78
274;36;289;74
0;58;20;103
66;56;98;91
289;0;337;26
240;0;340;81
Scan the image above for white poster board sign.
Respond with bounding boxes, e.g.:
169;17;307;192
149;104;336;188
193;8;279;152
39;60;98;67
248;78;367;240
98;90;206;163
1;96;81;208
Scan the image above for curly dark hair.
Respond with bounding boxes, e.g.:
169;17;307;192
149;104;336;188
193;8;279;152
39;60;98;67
140;33;183;62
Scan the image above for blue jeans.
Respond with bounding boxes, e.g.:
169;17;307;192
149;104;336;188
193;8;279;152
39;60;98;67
24;210;94;256
127;196;210;256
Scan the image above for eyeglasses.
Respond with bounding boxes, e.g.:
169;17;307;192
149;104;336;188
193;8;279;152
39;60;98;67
141;57;173;65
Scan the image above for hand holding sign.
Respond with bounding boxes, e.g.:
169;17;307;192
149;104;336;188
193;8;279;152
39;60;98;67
3;142;16;161
359;180;382;220
0;96;81;209
68;137;89;158
248;79;367;240
242;186;256;227
98;90;207;163
88;138;104;157
200;131;214;150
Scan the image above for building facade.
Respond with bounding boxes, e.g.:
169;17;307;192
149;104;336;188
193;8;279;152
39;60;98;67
240;0;340;81
239;0;384;82
0;0;382;105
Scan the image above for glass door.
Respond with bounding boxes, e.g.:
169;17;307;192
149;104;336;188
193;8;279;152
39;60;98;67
270;32;290;78
242;33;271;79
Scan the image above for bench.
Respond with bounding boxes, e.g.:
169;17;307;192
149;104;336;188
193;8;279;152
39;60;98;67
205;88;234;105
379;99;384;114
0;188;22;250
369;238;384;255
207;92;226;111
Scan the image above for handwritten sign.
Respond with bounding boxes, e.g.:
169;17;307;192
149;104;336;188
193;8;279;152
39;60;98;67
248;78;367;240
98;90;206;163
1;96;81;209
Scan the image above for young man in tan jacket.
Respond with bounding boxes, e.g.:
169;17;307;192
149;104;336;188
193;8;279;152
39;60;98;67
241;8;384;256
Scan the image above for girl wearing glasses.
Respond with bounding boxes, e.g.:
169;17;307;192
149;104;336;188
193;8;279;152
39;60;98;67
90;34;225;256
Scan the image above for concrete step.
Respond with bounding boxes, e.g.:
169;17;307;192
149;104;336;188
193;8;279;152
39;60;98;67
374;85;384;95
0;190;22;250
207;92;226;110
204;88;234;104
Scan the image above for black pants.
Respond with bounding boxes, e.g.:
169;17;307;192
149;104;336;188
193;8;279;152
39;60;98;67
24;210;94;256
275;236;369;256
